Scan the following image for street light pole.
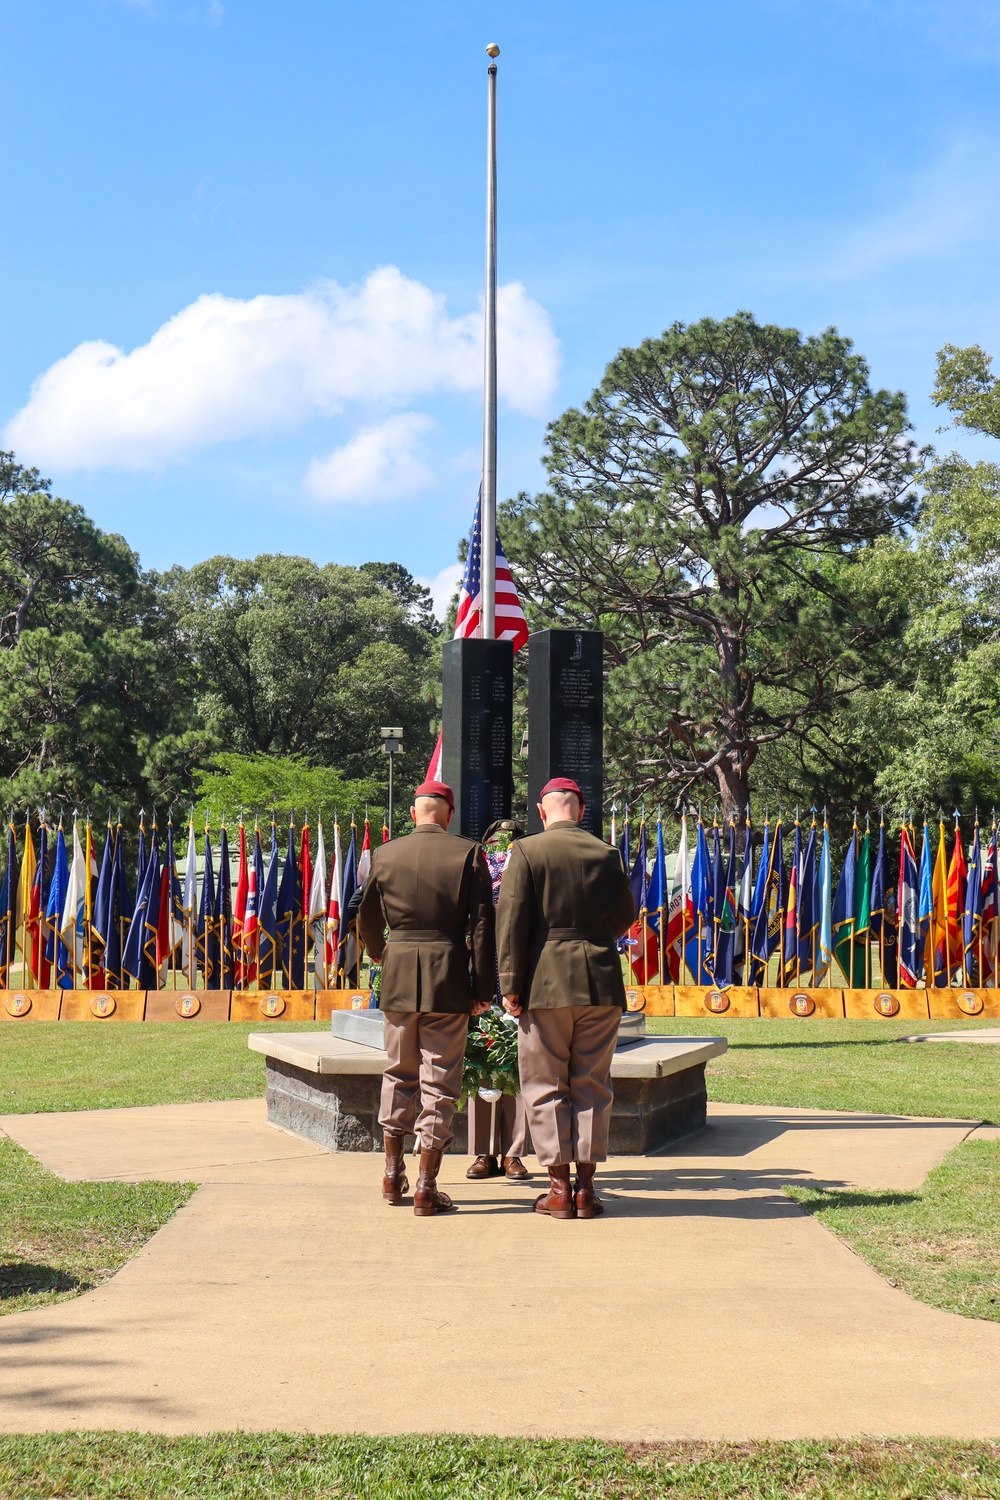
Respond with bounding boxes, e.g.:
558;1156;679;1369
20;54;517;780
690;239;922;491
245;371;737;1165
481;42;500;641
380;727;403;839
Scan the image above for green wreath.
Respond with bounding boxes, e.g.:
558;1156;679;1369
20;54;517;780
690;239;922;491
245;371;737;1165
461;1008;520;1107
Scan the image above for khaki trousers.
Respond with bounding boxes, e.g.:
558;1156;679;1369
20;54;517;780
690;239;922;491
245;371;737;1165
517;1005;620;1167
379;1010;469;1152
468;1091;528;1158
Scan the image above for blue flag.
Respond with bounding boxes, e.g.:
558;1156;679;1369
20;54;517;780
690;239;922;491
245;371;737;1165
816;822;833;980
685;819;715;982
197;831;220;987
102;824;127;989
783;820;803;972
338;822;359;983
796;819;818;974
275;820;304;989
46;824;71;989
135;818;148;900
748;818;776;986
833;828;858;983
645;819;668;936
217;824;234;989
124;823;161;988
257;822;280;986
917;822;934;983
92;821;114;955
712;823;738;987
898;826;920;986
618;815;630;874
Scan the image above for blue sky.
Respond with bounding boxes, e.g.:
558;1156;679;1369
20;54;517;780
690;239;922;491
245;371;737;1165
3;0;1000;617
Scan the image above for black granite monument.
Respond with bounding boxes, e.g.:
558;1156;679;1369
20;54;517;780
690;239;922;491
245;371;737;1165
441;637;513;840
527;628;604;837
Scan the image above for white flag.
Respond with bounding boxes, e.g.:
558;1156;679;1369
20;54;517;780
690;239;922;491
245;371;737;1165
327;821;343;970
309;821;328;987
60;818;86;967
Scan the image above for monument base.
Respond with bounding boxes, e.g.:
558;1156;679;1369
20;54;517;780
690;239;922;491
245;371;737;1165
261;1034;720;1155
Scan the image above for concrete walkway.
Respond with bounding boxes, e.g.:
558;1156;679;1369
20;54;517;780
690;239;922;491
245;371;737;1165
0;1099;997;1440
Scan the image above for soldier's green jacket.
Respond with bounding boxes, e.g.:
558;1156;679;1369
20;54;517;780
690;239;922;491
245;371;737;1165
357;823;495;1014
496;821;635;1009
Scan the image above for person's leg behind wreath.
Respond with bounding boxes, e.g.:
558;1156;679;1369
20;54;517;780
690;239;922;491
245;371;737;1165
501;1092;530;1178
467;1092;503;1178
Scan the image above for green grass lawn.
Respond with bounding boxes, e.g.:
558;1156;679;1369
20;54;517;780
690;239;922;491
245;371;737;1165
2;1016;997;1120
0;1020;327;1114
648;1016;1000;1121
0;1136;193;1316
787;1137;1000;1322
0;1435;998;1499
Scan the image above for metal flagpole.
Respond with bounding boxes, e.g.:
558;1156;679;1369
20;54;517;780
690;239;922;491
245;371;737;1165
481;43;500;639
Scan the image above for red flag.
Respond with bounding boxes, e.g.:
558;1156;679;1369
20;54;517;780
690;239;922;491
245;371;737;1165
940;822;967;975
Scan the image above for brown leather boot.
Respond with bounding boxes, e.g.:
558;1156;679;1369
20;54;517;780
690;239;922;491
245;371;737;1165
466;1154;500;1179
413;1147;457;1217
381;1132;409;1205
574;1162;604;1218
533;1164;575;1218
502;1155;529;1180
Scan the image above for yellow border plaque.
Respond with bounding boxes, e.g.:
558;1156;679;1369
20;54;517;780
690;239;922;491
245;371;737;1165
705;989;731;1014
259;993;286;1018
90;994;117;1018
957;991;985;1016
5;993;31;1017
174;993;202;1018
789;992;816;1017
624;988;648;1013
873;992;900;1017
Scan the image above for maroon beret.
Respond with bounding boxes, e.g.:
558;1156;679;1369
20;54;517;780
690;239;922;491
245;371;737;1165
413;780;455;812
539;776;585;811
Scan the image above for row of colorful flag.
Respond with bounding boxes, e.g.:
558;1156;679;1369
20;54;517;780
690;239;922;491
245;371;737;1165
0;811;386;990
611;809;999;989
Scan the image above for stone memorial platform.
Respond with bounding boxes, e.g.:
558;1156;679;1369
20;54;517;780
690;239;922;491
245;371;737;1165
248;1028;727;1155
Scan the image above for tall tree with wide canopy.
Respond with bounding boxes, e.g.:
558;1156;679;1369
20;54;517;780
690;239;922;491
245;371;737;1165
157;554;437;791
866;341;1000;813
0;452;196;809
501;314;920;818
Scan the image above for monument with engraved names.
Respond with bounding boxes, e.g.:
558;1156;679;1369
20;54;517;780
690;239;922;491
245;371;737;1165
441;637;514;841
527;628;604;837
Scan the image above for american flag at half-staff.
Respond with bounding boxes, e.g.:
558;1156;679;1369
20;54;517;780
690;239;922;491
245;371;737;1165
426;486;529;780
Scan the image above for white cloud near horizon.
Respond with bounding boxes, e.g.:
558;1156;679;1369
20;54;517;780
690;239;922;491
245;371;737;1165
304;413;435;504
418;562;463;624
4;266;559;472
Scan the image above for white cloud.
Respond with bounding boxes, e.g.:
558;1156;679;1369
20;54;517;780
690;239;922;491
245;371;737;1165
5;266;560;472
417;563;464;624
826;135;1000;281
304;413;434;505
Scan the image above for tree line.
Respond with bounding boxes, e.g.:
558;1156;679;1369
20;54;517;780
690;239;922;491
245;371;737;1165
0;454;439;815
3;312;998;825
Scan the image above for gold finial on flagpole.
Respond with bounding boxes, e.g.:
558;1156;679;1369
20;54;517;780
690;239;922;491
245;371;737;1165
486;42;500;57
